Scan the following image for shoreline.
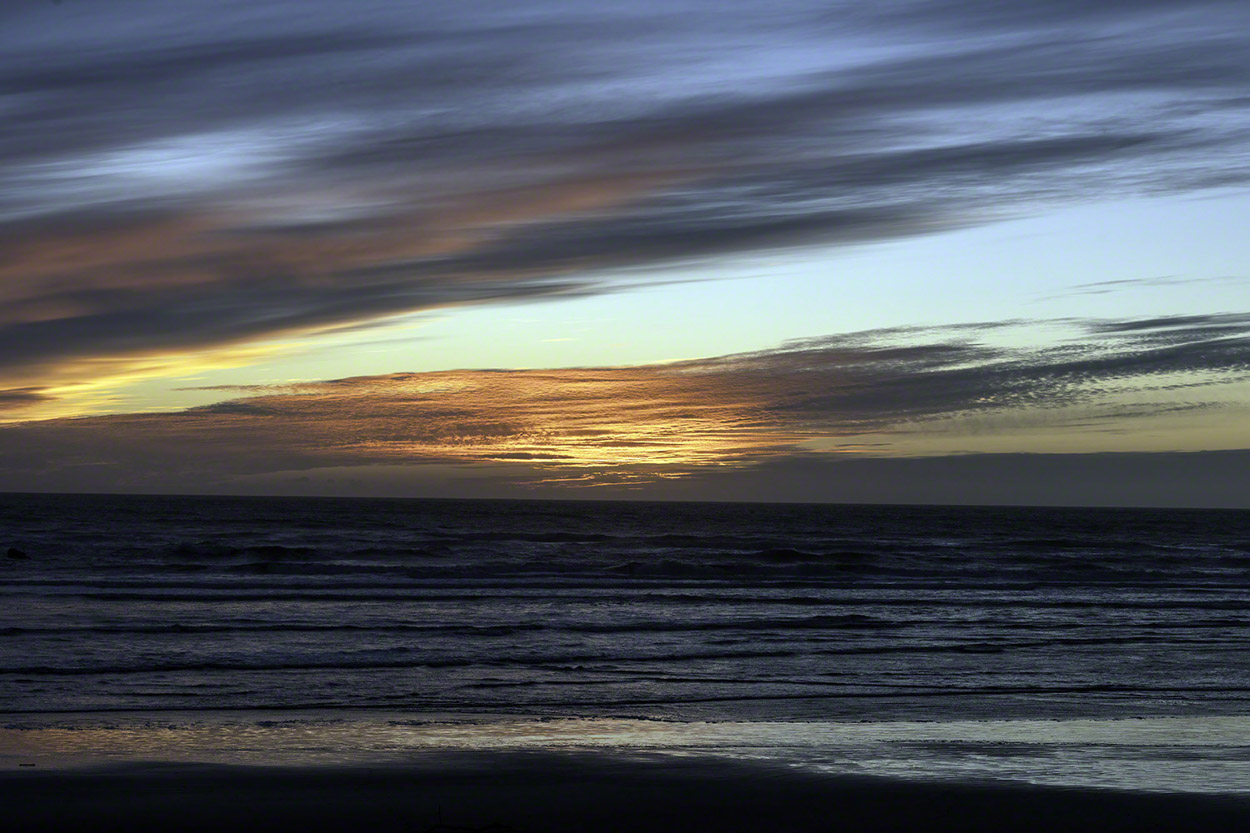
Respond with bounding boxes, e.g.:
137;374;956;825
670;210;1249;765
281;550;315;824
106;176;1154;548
5;712;1250;797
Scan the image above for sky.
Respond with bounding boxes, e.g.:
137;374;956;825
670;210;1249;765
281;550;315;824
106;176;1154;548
1;0;1248;506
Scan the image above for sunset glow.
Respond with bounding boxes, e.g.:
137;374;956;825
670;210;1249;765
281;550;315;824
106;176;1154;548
1;0;1247;503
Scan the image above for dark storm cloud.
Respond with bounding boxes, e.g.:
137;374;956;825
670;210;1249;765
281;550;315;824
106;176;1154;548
0;314;1247;493
3;0;1250;394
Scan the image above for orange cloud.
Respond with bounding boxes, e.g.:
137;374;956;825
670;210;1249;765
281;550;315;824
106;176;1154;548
2;316;1247;492
0;160;701;416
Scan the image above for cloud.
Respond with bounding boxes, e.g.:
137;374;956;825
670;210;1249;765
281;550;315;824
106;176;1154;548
883;0;1250;32
1;314;1247;494
0;388;51;413
4;0;1250;405
1043;275;1248;300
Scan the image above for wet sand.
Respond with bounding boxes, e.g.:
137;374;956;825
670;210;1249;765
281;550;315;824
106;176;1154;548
3;751;1249;833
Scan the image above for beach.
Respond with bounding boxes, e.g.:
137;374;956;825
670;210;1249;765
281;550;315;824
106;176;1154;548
5;494;1250;829
6;752;1250;833
5;713;1250;831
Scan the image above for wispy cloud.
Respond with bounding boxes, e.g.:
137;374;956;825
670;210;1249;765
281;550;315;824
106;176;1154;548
0;388;51;412
1042;275;1248;300
4;0;1250;408
2;314;1247;493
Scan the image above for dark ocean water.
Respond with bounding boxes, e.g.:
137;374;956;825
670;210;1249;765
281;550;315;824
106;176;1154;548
3;493;1250;722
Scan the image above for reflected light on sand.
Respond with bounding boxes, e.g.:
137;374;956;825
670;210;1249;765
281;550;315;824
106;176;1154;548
5;715;1250;794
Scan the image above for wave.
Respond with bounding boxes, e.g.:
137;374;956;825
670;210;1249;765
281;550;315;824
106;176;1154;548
0;613;898;638
433;531;620;544
14;587;1250;611
0;647;800;677
3;629;1235;677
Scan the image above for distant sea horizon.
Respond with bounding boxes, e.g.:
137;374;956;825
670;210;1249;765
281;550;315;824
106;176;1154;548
5;488;1250;511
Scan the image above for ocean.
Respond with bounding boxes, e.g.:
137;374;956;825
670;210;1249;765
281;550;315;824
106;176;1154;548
3;493;1250;793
